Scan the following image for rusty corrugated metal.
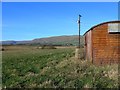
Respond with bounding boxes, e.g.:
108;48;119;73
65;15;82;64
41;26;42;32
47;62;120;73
84;21;120;65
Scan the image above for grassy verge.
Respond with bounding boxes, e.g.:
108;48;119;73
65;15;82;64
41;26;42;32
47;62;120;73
2;46;74;88
2;46;119;88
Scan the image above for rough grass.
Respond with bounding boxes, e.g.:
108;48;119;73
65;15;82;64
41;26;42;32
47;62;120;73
2;45;119;88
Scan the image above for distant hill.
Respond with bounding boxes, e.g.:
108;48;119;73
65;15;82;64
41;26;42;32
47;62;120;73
1;35;84;46
1;40;31;45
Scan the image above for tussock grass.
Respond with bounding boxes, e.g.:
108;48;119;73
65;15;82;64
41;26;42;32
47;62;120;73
2;46;119;88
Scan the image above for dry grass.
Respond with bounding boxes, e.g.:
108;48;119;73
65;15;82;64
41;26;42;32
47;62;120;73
2;45;119;88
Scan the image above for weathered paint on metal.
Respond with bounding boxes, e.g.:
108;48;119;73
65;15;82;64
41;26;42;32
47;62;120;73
85;30;92;60
108;23;120;33
84;21;120;65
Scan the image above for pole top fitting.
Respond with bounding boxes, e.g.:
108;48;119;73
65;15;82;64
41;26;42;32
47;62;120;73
79;15;82;17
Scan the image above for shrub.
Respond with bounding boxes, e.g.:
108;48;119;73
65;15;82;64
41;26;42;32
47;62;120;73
0;48;5;51
41;45;57;49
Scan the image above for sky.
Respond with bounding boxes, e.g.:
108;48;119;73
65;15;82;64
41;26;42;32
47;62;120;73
1;0;120;2
2;2;118;41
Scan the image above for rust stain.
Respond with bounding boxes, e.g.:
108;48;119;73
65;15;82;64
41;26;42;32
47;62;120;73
84;21;120;65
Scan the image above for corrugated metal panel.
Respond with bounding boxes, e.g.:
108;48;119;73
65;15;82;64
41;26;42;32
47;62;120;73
108;23;120;32
85;21;120;65
85;30;92;60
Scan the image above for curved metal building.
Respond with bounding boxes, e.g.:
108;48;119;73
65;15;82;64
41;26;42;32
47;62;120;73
84;21;120;65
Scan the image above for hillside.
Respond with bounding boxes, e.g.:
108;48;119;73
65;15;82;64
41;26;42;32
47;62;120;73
31;35;84;46
1;35;84;46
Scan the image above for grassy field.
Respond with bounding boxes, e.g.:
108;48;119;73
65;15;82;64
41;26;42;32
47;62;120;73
2;45;119;88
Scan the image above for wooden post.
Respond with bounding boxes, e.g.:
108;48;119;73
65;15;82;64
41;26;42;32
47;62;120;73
78;15;81;48
75;15;81;59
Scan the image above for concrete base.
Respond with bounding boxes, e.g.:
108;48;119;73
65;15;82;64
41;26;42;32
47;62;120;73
75;48;80;59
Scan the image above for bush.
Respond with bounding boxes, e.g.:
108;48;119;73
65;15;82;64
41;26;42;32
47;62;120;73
0;47;5;51
41;45;57;49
